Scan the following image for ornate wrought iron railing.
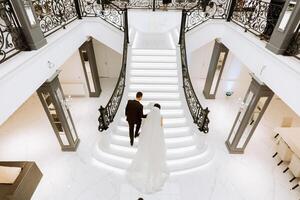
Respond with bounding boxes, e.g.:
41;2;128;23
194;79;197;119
0;0;28;64
98;7;129;132
285;24;300;60
179;9;210;133
184;0;229;32
112;0;199;10
79;0;126;31
230;0;285;40
32;0;78;36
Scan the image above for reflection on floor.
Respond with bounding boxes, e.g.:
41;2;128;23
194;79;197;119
0;77;300;200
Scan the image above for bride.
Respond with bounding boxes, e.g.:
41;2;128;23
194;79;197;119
126;103;169;193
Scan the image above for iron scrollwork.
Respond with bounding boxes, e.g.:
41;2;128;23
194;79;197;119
98;8;128;132
231;0;284;40
79;0;125;31
0;0;28;64
32;0;78;36
185;0;229;32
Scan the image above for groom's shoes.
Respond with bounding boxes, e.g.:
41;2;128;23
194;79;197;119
134;133;140;138
130;140;134;146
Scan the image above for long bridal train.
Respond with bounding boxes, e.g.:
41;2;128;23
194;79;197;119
92;31;214;176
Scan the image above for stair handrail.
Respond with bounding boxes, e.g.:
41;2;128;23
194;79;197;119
98;7;129;132
179;9;210;134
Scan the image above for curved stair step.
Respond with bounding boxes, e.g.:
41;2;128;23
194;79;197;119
110;134;195;149
129;76;178;84
131;49;176;56
116;126;192;137
128;92;180;100
130;62;177;69
93;142;213;174
131;55;177;63
129;84;179;92
130;70;178;77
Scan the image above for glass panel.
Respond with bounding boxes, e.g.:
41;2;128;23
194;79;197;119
209;52;226;95
56;88;78;142
237;96;268;148
229;91;254;144
278;0;296;31
24;1;37;26
82;51;96;93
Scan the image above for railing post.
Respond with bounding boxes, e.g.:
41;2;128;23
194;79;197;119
226;0;236;22
152;0;155;11
179;9;186;44
9;0;47;50
266;0;300;55
124;8;129;43
199;108;209;133
74;0;82;19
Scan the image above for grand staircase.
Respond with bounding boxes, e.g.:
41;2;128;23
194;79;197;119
92;33;214;175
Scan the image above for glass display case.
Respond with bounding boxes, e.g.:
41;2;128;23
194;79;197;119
226;76;274;154
79;38;101;97
37;71;80;151
203;41;229;99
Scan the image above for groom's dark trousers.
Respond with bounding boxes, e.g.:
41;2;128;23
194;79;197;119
125;100;146;146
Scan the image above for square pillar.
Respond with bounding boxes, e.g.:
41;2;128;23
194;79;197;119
225;75;274;154
203;40;229;99
79;38;102;97
37;71;80;151
266;0;300;54
10;0;47;50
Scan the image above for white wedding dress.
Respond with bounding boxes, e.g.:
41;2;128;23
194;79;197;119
126;105;169;193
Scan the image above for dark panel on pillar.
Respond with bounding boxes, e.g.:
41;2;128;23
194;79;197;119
79;38;102;97
10;0;47;50
37;71;80;151
203;40;229;99
266;1;300;54
225;75;274;154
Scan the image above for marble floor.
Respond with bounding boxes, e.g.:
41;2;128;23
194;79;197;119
0;76;300;200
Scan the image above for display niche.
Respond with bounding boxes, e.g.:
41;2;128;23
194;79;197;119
37;71;80;151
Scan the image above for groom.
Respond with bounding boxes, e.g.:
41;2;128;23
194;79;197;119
125;91;147;146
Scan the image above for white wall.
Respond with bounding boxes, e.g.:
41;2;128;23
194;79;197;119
59;51;88;96
189;41;214;79
186;21;300;116
93;39;122;78
0;18;123;125
189;41;252;99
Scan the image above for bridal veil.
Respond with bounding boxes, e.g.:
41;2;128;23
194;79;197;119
126;105;169;193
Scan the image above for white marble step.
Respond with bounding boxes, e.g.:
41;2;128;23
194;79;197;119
140;100;182;109
129;76;178;84
131;55;177;63
111;134;194;148
130;62;177;69
131;49;176;56
116;126;192;138
93;143;213;174
128;92;180;100
129;84;179;92
107;143;207;160
121;109;184;119
118;118;186;128
130;69;178;77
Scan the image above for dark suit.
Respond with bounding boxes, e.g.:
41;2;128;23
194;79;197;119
125;100;147;145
